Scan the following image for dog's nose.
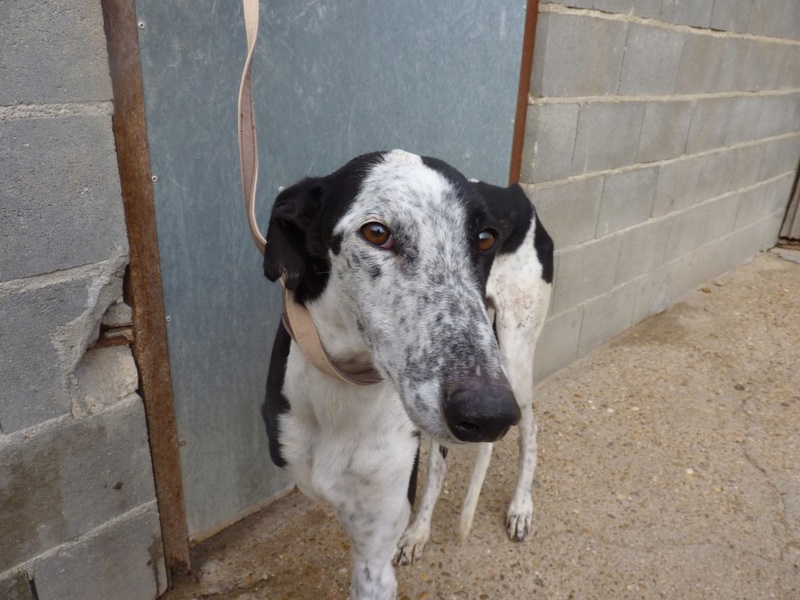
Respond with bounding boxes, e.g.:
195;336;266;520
444;381;521;443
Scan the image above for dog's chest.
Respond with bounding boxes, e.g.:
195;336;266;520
279;346;417;501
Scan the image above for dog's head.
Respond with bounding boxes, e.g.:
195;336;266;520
264;150;540;444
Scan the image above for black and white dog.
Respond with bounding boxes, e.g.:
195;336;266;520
263;150;553;600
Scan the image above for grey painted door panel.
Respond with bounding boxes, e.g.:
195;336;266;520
135;0;524;538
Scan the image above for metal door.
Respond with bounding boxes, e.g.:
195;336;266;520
134;0;526;539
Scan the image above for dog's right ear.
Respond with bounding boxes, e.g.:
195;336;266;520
263;177;324;290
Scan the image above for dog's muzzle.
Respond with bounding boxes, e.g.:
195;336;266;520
443;376;520;443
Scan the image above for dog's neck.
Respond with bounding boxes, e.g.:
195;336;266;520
303;281;375;372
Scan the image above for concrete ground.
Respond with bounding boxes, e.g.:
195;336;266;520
164;250;800;600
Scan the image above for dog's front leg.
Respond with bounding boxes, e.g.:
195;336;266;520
507;401;537;540
350;545;401;600
490;282;544;542
313;421;417;600
496;317;539;541
394;439;447;565
330;475;411;600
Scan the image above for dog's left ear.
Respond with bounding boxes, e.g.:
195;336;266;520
263;177;325;290
471;181;553;283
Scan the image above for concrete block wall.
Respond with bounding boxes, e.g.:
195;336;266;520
0;2;166;598
529;0;800;381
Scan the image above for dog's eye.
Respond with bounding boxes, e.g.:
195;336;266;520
478;229;497;252
361;222;394;249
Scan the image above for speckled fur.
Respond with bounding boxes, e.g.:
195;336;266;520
395;199;553;563
266;150;552;599
324;152;507;441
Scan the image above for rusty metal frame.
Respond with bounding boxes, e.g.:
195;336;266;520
509;0;541;185
101;0;191;581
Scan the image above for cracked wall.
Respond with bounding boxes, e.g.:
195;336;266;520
0;1;166;598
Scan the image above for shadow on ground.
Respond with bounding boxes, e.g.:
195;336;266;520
164;250;800;599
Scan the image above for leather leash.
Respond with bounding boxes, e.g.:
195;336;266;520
237;0;382;386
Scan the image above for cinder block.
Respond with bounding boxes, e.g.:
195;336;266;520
737;218;771;258
71;346;139;419
747;0;796;39
0;573;34;600
711;225;761;276
757;93;799;139
615;218;671;284
664;241;717;294
759;135;800;180
676;34;725;94
696;149;737;202
744;42;788;92
533;305;584;383
531;12;628;97
761;204;786;241
525;175;604;249
733;185;768;231
551;234;622;315
0;395;157;572
0;115;128;282
762;209;786;249
631;0;664;19
746;0;771;36
763;173;797;215
710;0;754;34
651;157;704;217
768;46;794;89
578;282;636;356
618;23;685;95
786;93;799;130
721;40;784;94
666;243;717;303
717;38;751;92
660;0;714;28
781;2;800;41
572;102;647;174
595;166;659;236
730;144;766;190
548;251;562;319
686;241;718;292
685;97;735;154
0;261;124;433
592;0;633;14
33;506;166;600
521;103;580;183
781;47;800;89
704;193;742;240
664;203;710;262
631;264;670;323
0;2;112;104
636;101;693;163
725;96;764;146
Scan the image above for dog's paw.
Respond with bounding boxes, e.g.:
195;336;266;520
393;527;430;566
506;496;533;542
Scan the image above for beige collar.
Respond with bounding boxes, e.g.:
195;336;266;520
280;283;383;386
